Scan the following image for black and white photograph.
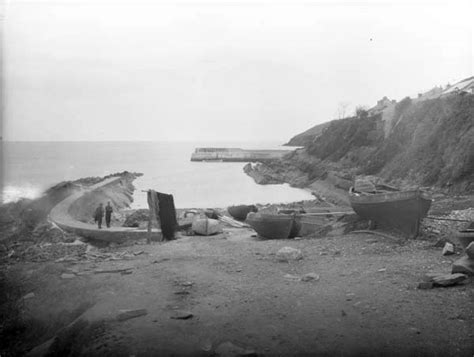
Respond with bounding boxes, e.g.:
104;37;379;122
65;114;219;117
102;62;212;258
1;0;473;355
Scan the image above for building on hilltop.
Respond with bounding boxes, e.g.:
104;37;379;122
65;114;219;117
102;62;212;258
368;96;396;116
441;76;474;96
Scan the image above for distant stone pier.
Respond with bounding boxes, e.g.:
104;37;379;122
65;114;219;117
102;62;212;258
191;147;293;162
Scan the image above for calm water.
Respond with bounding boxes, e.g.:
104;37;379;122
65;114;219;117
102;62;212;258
1;141;312;208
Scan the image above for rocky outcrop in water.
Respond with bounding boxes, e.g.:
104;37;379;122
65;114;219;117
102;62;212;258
243;163;285;185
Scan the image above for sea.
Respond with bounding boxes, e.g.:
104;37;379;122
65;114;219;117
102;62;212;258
1;141;313;209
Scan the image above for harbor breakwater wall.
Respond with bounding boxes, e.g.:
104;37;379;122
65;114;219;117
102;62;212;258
50;176;162;243
191;148;294;162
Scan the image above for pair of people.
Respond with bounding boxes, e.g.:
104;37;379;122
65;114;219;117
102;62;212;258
94;202;113;229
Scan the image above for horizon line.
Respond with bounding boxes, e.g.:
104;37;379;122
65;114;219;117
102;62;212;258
1;139;288;143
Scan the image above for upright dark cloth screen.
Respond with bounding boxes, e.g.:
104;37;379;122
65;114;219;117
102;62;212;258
156;191;178;240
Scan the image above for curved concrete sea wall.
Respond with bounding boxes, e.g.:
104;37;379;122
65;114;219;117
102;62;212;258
50;176;161;243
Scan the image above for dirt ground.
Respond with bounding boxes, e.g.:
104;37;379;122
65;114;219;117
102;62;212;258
3;227;473;357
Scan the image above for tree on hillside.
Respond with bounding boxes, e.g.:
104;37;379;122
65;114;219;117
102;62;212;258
355;106;369;119
336;101;350;119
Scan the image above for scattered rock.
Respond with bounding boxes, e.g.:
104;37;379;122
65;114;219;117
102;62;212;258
94;267;133;274
465;242;474;259
301;273;320;282
32;222;66;243
214;341;257;357
17;242;87;263
284;273;319;282
433;237;452;248
201;339;213;352
452;256;474;276
276;247;303;262
417;282;434;290
424;273;468;287
123;208;149;228
179;281;194;287
170;311;193;320
60;273;76;279
22;292;35;300
117;309;148;321
442;242;455;256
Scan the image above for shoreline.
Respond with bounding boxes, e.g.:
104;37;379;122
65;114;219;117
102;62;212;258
1;173;473;356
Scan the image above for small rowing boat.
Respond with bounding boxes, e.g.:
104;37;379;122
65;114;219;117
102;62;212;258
246;213;300;239
227;205;258;221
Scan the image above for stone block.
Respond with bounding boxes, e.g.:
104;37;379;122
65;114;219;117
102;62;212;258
442;242;455;256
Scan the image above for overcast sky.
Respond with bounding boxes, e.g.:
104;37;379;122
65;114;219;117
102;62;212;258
2;0;473;142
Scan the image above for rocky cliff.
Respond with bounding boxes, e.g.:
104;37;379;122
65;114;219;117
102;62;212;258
246;92;474;194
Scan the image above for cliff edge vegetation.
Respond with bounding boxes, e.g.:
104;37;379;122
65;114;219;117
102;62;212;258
246;92;474;195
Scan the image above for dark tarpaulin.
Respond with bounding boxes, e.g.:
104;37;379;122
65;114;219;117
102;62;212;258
147;190;177;241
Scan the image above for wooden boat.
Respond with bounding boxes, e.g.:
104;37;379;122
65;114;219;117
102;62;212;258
227;205;258;221
297;215;328;236
204;208;220;219
277;208;306;215
192;218;222;236
456;229;474;249
349;187;432;238
246;213;300;239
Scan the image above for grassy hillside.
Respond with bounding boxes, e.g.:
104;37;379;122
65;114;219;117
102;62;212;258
285;121;332;146
372;95;474;189
279;93;474;192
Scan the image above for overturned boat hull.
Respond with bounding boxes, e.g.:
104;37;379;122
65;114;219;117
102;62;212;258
246;213;299;239
349;188;432;238
192;218;222;236
227;205;258;221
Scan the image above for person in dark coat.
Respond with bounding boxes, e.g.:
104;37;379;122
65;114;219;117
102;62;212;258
94;203;104;229
105;201;113;228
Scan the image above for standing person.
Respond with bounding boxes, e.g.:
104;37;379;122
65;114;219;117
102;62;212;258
94;203;104;229
105;201;113;228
